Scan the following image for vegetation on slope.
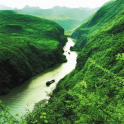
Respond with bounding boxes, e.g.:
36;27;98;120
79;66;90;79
20;0;124;123
0;10;67;95
72;0;124;50
15;6;97;31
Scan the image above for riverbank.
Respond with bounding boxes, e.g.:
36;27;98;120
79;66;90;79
0;38;77;119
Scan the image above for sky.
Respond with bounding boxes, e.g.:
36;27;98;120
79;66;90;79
0;0;110;9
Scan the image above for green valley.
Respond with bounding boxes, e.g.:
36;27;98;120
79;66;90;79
0;0;124;124
22;0;124;123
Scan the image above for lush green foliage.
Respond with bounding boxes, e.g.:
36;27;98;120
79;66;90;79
0;101;25;124
23;0;124;123
15;6;97;31
72;0;124;50
0;10;67;95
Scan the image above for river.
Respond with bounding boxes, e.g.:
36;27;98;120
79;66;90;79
0;38;77;117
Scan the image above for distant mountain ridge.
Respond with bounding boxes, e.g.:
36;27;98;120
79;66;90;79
17;6;96;20
15;6;97;31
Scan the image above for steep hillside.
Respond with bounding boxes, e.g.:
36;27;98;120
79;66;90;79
0;10;66;95
15;6;97;31
72;0;124;50
22;0;124;123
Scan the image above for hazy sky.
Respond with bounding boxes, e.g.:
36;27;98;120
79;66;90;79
0;0;110;9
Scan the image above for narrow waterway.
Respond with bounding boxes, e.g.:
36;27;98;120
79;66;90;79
0;38;77;117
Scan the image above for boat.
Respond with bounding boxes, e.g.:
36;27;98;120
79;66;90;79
46;80;55;86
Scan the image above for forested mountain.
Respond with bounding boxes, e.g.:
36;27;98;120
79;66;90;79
23;0;124;123
0;10;66;95
72;0;124;50
15;6;97;31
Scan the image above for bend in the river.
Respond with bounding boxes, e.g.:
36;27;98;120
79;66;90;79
0;38;77;117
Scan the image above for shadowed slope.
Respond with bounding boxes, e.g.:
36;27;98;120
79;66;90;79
0;10;67;95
